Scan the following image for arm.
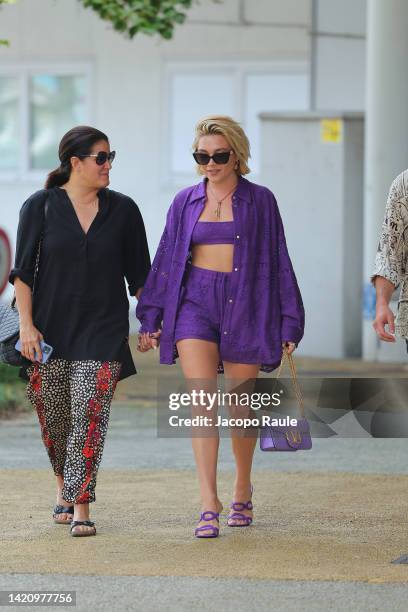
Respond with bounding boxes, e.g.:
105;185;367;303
9;192;47;362
123;199;151;296
273;195;305;348
136;199;178;335
371;176;407;342
122;200;159;352
135;287;143;300
372;277;396;342
13;278;44;362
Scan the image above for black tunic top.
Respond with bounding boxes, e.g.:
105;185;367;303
9;186;151;381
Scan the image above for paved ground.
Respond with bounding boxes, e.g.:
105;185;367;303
2;403;408;473
0;574;407;612
1;575;408;612
1;467;408;582
1;348;408;611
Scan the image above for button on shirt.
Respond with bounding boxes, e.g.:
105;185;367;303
136;175;305;374
9;186;151;380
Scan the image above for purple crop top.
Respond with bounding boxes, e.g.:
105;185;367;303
191;221;234;246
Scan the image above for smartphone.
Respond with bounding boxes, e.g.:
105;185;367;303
15;339;54;364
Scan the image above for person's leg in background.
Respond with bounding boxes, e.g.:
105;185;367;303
62;360;121;536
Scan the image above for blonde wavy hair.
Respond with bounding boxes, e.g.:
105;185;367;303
192;115;251;176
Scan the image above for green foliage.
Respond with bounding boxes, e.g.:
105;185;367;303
0;364;21;384
79;0;196;40
0;0;222;45
0;364;29;417
0;0;16;45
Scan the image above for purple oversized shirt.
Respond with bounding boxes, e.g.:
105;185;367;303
136;175;305;373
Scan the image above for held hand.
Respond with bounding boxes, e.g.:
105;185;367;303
137;332;151;352
282;341;296;355
19;324;44;362
373;303;396;342
149;329;162;350
137;329;162;352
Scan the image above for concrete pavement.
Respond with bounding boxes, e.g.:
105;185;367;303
1;348;408;611
1;575;408;612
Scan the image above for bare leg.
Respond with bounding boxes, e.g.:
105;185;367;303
55;475;74;522
176;339;222;535
223;361;261;525
55;475;90;524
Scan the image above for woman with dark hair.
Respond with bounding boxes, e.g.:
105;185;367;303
9;126;151;537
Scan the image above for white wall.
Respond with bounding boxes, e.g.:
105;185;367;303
0;0;370;360
260;113;364;359
314;0;367;111
0;0;313;301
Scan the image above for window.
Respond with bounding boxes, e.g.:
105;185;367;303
0;64;91;179
30;75;87;170
164;62;309;183
0;76;19;172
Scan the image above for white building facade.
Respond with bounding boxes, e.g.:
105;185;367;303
0;0;371;358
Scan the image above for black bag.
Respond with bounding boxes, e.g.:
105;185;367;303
0;196;49;366
0;302;21;365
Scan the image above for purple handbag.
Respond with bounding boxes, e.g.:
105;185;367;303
259;349;312;452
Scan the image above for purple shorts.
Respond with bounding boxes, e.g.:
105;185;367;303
174;264;233;346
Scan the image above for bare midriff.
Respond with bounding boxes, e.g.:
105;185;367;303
191;244;234;273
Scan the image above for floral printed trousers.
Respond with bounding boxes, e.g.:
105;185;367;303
26;359;122;504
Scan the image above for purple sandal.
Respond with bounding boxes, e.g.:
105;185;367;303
195;510;220;538
227;484;254;527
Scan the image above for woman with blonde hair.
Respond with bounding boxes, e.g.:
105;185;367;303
136;115;304;538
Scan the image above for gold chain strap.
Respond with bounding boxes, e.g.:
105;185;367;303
275;348;305;418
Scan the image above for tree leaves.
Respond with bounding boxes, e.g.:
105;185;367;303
0;0;16;46
0;0;221;46
79;0;195;40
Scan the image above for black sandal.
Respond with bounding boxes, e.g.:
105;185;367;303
53;504;74;524
70;520;96;537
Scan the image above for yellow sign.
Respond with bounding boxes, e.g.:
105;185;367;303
321;119;343;143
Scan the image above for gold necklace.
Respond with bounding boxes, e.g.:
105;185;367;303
208;183;237;220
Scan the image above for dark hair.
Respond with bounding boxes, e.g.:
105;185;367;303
45;125;109;189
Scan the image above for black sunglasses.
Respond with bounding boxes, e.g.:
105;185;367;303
193;150;233;165
77;150;116;166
